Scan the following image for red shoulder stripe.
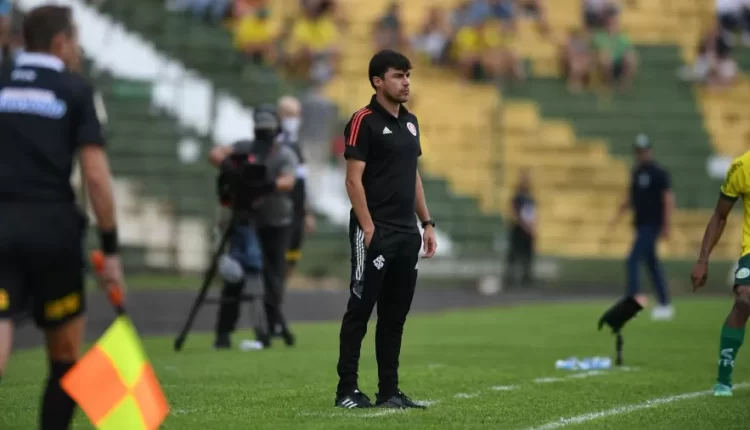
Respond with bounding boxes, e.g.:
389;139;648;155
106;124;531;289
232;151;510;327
347;108;372;147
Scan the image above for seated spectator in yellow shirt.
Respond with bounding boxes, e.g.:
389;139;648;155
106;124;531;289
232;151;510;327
300;0;349;32
233;7;277;64
451;19;524;82
373;2;407;52
287;3;341;85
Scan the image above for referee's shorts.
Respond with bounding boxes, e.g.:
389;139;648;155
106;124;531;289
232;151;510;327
0;203;87;329
285;214;306;267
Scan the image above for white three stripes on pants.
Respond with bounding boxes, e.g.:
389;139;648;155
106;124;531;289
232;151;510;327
352;226;366;298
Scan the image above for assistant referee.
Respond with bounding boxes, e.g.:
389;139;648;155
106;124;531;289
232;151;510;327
335;50;437;410
0;6;124;430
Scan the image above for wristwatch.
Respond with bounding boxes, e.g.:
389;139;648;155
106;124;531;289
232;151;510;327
421;219;435;228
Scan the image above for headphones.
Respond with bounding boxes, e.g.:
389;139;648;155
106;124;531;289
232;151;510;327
253;103;282;136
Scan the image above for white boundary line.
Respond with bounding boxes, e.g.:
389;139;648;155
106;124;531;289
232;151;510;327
299;367;637;419
527;382;750;430
299;410;404;419
491;385;516;391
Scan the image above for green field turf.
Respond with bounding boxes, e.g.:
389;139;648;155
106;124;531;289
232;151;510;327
2;298;749;429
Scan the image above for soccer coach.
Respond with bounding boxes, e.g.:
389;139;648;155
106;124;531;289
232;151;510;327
335;50;437;410
0;5;124;430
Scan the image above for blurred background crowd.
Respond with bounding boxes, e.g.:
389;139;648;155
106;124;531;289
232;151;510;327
1;0;748;293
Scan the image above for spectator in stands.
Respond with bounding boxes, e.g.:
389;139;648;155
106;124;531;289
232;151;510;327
560;28;592;93
165;0;232;24
717;0;750;46
301;0;348;32
678;25;738;89
0;2;12;76
233;6;277;65
273;15;297;67
583;0;619;31
593;14;637;92
232;0;263;19
516;0;551;36
450;1;476;30
505;169;537;288
452;17;524;83
373;2;406;52
0;0;10;52
412;6;452;65
489;0;516;31
287;0;341;85
329;0;350;33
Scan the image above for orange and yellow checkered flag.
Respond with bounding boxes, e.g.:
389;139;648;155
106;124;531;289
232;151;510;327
61;316;169;429
61;250;169;429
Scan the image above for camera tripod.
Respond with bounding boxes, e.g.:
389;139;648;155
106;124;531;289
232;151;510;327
174;211;268;352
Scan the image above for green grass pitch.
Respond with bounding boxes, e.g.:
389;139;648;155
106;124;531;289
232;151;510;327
2;297;749;429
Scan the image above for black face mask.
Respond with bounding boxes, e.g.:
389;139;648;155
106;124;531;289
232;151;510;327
254;130;276;156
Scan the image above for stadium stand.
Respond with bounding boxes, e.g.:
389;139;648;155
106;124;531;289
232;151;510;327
21;0;743;280
99;0;504;262
324;0;747;261
100;0;299;106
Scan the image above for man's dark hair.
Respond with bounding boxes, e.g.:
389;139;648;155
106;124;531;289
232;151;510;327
23;5;74;52
368;49;412;90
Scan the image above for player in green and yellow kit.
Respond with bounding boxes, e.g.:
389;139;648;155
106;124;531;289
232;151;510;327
692;151;750;396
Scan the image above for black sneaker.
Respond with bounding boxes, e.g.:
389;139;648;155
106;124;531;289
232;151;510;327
335;389;373;409
281;330;296;347
273;325;296;347
276;328;296;347
376;391;426;409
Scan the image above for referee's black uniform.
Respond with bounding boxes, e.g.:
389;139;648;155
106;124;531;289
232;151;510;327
336;95;423;405
0;52;103;329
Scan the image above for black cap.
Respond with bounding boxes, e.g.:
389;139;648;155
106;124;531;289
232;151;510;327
253;104;280;132
633;133;651;150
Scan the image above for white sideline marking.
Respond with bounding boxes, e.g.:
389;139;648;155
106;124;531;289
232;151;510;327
491;385;517;391
567;370;604;379
534;377;565;384
427;363;445;370
527;382;750;430
361;410;401;418
299;410;402;419
296;367;638;419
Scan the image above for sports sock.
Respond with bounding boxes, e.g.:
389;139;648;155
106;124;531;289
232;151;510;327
41;361;76;430
717;325;745;387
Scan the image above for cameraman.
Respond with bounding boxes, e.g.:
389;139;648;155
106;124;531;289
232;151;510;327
209;105;298;349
